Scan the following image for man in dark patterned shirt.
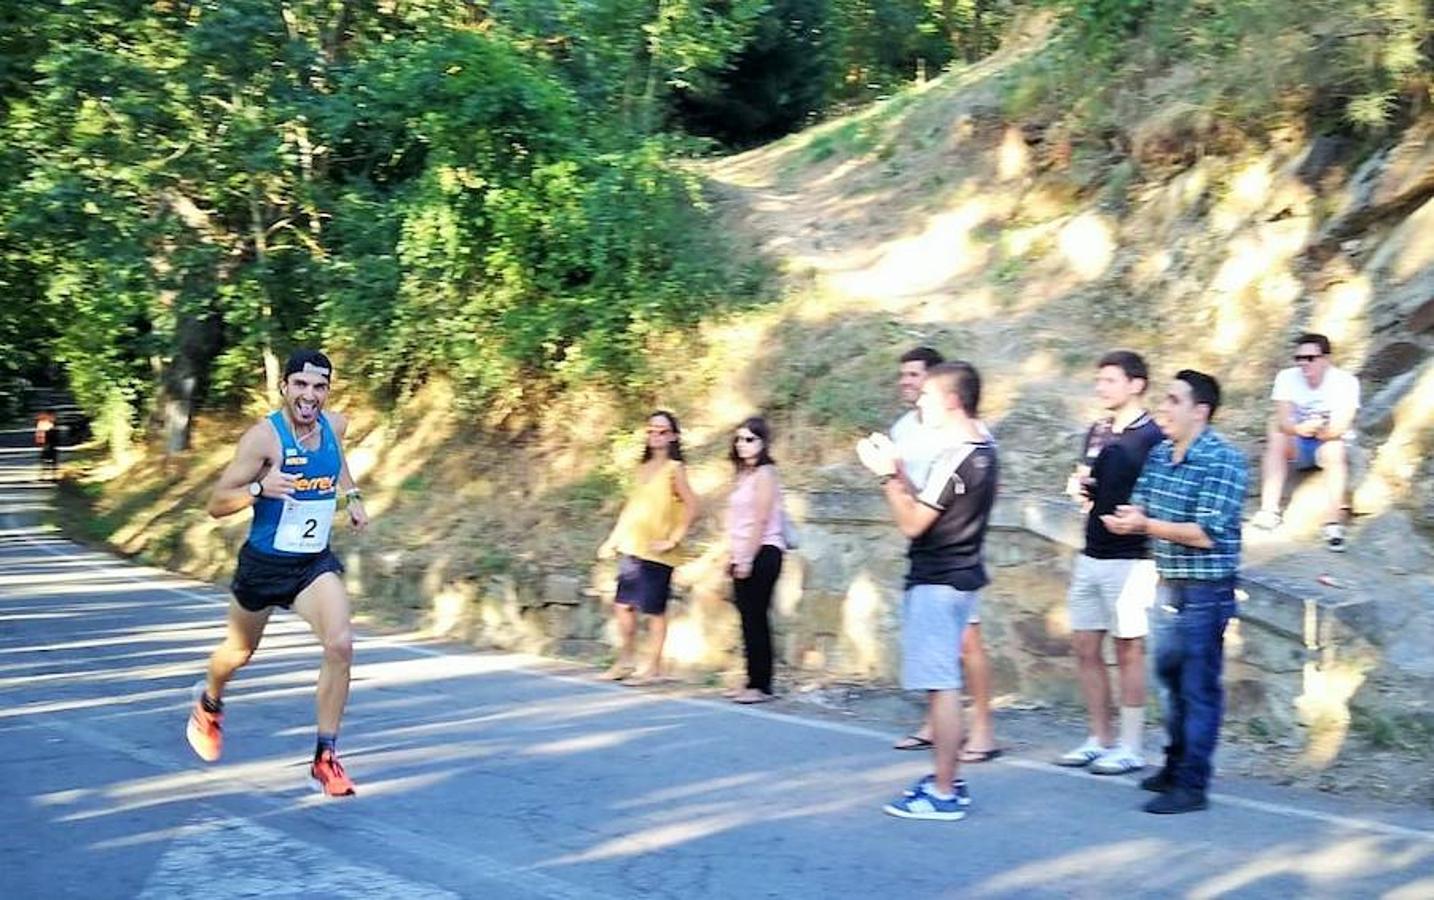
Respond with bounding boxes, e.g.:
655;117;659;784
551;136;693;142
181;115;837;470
1103;369;1248;815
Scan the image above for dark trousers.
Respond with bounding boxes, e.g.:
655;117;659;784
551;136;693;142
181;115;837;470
1154;578;1237;792
733;545;784;694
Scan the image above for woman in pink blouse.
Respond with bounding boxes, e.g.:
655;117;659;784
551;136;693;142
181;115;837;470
726;416;787;703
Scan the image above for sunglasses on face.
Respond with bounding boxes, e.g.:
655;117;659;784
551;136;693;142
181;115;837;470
1294;354;1322;363
734;434;761;444
647;428;672;436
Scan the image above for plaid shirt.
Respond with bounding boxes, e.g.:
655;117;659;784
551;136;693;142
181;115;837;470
1130;427;1247;581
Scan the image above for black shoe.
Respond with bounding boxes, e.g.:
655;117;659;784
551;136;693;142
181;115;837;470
1139;770;1175;793
1143;787;1207;814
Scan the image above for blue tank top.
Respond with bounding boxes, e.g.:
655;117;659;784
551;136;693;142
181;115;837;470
247;411;342;557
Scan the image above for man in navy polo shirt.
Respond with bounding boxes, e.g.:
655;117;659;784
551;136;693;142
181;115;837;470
1103;369;1247;815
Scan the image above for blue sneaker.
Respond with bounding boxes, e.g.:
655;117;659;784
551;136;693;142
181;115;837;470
902;774;972;807
884;782;969;821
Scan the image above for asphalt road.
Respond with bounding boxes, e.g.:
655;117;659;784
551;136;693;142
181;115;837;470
3;428;1434;899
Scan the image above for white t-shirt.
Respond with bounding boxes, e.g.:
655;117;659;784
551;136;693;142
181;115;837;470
891;409;938;489
1271;365;1360;440
891;409;994;489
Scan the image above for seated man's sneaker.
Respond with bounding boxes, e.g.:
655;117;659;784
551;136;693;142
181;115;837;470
1323;522;1347;552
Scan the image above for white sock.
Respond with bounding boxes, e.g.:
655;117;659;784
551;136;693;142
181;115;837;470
1120;706;1145;755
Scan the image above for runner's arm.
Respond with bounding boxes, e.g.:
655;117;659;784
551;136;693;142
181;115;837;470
325;412;359;493
207;425;288;519
326;411;369;531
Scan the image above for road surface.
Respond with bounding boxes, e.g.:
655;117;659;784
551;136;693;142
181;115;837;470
2;427;1433;898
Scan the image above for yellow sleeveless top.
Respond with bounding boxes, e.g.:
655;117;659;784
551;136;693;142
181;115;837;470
611;459;685;567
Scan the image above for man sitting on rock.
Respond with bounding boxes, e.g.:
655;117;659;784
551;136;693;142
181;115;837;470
1250;333;1360;551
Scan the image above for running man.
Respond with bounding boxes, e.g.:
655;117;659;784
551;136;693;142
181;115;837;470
1056;351;1162;775
187;349;368;797
859;361;999;820
889;347;999;762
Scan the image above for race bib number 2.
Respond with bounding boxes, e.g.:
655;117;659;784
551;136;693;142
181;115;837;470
274;498;336;553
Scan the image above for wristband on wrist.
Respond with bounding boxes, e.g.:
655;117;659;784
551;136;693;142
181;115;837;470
878;473;897;485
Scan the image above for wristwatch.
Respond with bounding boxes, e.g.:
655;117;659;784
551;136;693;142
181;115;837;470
248;481;262;498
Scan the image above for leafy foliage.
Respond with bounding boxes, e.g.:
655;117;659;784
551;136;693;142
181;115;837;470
1;0;1025;442
1013;0;1434;134
1;0;779;438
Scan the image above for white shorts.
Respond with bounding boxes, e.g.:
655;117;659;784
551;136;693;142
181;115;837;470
1067;555;1157;638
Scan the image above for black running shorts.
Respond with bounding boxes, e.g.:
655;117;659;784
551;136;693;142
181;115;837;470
232;543;344;612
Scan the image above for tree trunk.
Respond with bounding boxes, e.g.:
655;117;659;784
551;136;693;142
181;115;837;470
157;302;224;454
250;190;282;406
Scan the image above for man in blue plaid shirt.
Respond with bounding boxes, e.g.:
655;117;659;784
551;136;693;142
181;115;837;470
1103;369;1247;815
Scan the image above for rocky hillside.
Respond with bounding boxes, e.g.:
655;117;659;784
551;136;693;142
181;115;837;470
706;21;1434;533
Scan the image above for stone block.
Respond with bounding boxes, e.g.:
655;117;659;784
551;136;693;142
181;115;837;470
543;573;582;607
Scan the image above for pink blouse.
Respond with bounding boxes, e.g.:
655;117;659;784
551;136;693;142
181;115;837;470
727;466;786;566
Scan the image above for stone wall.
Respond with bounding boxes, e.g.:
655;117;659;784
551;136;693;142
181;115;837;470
131;477;1421;757
328;487;1434;761
336;490;1078;694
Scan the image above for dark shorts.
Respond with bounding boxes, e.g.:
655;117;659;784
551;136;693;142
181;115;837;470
615;554;673;616
40;445;58;462
232;543;344;612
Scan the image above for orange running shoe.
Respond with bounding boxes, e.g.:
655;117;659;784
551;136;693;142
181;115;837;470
186;681;223;762
311;749;356;797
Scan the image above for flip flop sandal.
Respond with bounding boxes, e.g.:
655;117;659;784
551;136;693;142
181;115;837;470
960;748;1004;763
893;735;935;751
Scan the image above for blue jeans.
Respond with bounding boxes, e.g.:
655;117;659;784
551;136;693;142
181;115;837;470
1152;579;1237;792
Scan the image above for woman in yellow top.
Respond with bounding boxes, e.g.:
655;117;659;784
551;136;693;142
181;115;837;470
597;411;699;685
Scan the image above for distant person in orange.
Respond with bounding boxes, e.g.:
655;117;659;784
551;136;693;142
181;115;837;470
34;410;60;480
597;411;699;685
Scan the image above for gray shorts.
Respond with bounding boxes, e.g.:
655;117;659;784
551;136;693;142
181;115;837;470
1067;555;1157;638
901;584;978;691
